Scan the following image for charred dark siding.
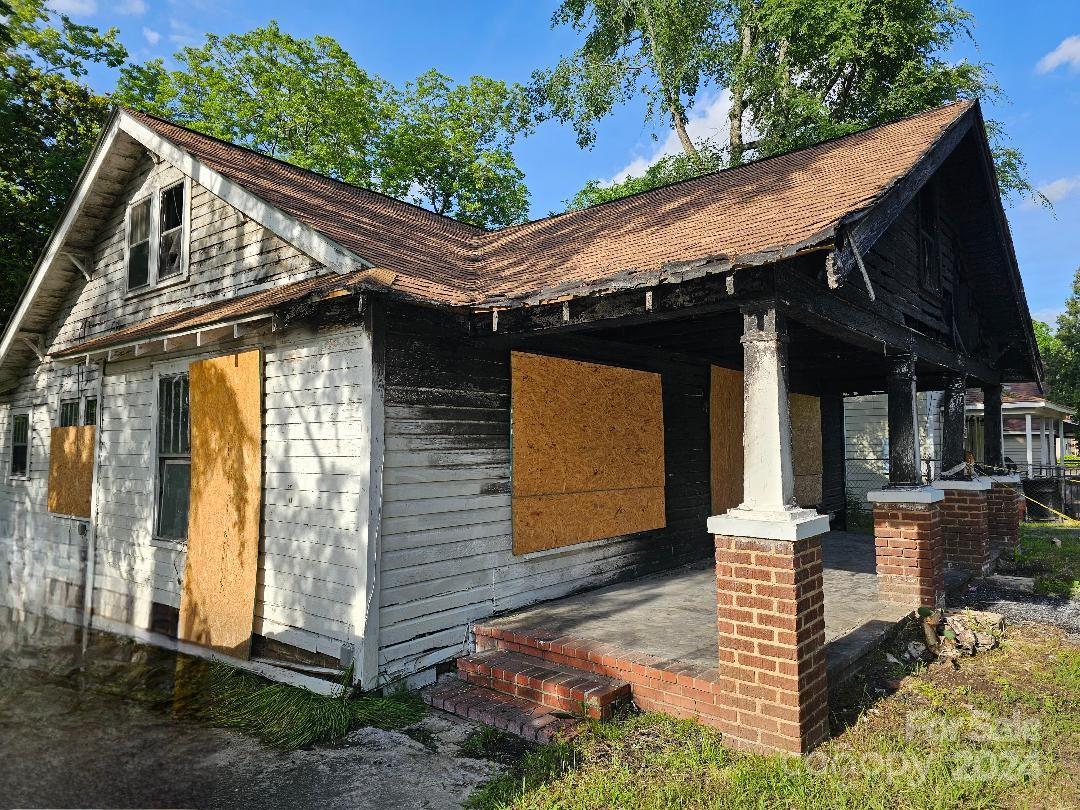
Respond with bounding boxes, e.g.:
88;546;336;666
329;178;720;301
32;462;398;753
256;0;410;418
377;300;712;680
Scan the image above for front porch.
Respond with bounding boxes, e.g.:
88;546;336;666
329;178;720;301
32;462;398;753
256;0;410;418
477;531;908;693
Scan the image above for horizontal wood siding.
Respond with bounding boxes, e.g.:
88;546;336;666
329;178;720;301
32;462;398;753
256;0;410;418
2;139;372;662
378;302;712;681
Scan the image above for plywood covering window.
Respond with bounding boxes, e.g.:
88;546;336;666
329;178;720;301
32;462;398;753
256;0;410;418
510;352;666;555
179;350;263;657
710;367;823;513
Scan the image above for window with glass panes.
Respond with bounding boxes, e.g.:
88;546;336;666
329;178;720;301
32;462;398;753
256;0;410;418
84;397;97;426
58;399;80;427
10;413;29;477
157;373;191;540
126;181;186;292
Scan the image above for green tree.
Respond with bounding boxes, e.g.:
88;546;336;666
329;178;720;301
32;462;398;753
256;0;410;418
533;0;728;161
0;0;126;326
115;26;533;228
378;70;532;227
547;0;1041;209
113;22;388;187
1043;268;1080;415
567;140;724;210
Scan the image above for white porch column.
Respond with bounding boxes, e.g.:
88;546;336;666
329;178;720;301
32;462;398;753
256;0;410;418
1060;419;1067;462
708;306;829;540
1025;414;1033;475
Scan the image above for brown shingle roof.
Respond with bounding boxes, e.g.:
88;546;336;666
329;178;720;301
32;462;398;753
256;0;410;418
54;267;395;358
967;382;1045;405
125;101;974;310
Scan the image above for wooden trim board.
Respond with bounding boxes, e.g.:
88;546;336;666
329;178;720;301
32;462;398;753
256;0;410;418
510;351;666;554
179;349;263;658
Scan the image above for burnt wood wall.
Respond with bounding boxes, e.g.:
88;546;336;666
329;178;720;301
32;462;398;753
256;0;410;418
377;299;712;681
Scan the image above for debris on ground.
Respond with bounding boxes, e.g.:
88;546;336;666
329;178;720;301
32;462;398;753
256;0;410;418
917;607;1005;663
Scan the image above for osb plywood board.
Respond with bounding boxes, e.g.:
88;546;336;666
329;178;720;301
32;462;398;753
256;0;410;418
179;349;263;659
513;489;666;553
510;351;665;554
710;366;743;514
791;394;823;507
47;426;94;518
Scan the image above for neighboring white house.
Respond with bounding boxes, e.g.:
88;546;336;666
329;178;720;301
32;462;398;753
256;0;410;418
965;382;1075;472
844;383;1075;502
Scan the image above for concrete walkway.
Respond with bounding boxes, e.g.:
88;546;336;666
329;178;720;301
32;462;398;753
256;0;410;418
486;531;910;680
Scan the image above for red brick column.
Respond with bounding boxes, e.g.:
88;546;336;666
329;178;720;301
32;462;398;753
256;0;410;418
714;534;828;754
934;480;992;574
986;475;1024;553
869;489;944;608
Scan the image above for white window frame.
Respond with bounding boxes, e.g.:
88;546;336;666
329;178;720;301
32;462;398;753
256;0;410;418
124;175;191;297
150;359;192;548
8;407;32;480
52;391;98;428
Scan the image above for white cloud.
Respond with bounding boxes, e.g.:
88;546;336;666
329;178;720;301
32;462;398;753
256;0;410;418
117;0;147;13
168;16;199;46
48;0;97;15
604;90;733;185
1038;175;1080;204
1033;307;1063;326
142;26;161;45
1036;35;1080;74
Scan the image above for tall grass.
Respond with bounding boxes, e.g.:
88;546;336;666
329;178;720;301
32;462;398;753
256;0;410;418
175;660;425;750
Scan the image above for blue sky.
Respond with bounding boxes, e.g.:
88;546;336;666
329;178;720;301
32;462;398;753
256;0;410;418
53;0;1080;325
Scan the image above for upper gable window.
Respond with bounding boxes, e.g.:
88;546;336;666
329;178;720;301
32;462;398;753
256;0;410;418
126;179;188;294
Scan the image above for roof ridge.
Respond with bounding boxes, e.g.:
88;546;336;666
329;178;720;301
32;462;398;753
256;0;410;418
123;100;972;238
120;107;487;237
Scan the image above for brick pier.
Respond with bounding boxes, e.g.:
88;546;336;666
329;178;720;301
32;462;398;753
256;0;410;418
986;474;1024;552
869;488;945;608
713;534;829;754
934;479;992;574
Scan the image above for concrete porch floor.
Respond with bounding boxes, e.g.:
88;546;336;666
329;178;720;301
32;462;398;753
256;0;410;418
483;531;911;685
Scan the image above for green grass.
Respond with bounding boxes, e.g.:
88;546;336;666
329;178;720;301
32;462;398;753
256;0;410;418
1014;522;1080;599
468;628;1080;810
175;660;426;750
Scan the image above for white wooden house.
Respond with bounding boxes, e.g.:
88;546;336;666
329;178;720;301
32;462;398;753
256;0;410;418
0;103;1042;748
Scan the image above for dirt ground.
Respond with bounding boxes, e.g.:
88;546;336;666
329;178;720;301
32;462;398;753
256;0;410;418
0;613;500;810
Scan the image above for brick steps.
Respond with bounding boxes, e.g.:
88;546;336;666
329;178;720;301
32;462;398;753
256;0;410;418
459;648;630;720
422;675;580;743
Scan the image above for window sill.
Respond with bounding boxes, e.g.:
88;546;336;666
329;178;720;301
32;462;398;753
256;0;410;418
49;511;90;522
151;536;187;552
7;475;31;483
124;272;189;302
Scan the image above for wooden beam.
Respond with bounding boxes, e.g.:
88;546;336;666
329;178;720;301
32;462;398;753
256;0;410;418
473;270;772;336
775;265;1000;384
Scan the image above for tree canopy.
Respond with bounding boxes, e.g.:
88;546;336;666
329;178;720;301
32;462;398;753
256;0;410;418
0;0;126;325
1037;268;1080;418
114;25;532;228
550;0;1043;210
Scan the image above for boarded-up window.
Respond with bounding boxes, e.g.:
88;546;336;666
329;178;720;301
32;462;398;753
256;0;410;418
510;352;666;555
790;394;823;507
47;425;94;517
710;368;822;513
179;350;263;658
710;366;744;515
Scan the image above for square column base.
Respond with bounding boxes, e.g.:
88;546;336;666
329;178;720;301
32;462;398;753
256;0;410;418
714;532;829;754
986;476;1024;553
933;479;992;575
868;488;944;608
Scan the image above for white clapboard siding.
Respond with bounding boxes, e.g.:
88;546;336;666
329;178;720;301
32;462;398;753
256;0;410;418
1;136;374;667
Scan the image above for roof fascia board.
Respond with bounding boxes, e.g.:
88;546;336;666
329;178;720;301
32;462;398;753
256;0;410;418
829;105;976;286
965;105;1043;385
118;112;373;278
0;112;123;369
